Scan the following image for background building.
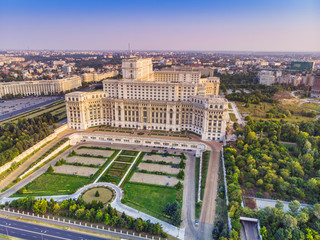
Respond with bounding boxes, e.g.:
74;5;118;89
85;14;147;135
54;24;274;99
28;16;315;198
311;76;320;98
259;71;275;85
0;76;82;97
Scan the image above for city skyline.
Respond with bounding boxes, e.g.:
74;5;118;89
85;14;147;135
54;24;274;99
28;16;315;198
0;0;319;52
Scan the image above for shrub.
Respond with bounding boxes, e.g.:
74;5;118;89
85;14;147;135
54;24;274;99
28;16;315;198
47;165;54;173
177;170;184;180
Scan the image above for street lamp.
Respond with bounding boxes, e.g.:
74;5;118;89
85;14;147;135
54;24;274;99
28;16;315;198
41;230;47;240
5;222;11;236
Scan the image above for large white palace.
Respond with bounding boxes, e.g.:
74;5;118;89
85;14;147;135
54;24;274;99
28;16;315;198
65;58;228;141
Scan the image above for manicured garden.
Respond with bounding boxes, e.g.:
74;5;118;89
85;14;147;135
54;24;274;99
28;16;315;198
200;151;211;199
12;173;91;197
121;150;138;156
123;182;181;222
100;162;130;184
116;156;135;163
81;187;114;204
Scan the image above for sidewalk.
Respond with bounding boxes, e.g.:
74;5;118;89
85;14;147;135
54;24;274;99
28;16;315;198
1;182;185;239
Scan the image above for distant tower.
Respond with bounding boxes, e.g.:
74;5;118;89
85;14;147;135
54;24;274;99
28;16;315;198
128;43;133;55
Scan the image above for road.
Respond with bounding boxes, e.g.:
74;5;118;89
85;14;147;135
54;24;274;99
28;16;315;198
0;128;76;194
1;181;184;238
0;130;220;240
230;101;245;126
182;152;198;240
0;217;112;240
240;221;259;240
198;140;222;240
0;96;64;121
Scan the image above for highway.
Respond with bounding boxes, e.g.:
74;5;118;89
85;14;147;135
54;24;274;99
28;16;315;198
0;217;111;240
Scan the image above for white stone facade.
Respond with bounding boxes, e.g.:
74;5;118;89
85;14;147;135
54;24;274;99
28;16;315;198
82;71;119;83
0;76;82;97
66;58;227;141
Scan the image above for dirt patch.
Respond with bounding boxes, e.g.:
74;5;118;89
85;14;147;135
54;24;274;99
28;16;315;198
130;172;180;186
66;156;106;166
76;148;114;157
244;198;258;210
142;154;180;164
82;187;114;204
274;90;300;104
54;165;98;177
137;163;180;174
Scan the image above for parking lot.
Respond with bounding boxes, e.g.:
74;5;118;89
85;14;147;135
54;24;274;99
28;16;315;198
0;96;63;120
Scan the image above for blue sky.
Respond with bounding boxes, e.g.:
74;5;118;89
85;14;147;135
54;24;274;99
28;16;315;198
0;0;319;51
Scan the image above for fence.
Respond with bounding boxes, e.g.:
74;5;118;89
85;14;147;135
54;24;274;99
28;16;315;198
0;207;165;240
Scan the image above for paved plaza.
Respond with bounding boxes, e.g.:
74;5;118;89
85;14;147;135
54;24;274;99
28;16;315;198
53;165;98;177
138;162;180;174
130;172;180;186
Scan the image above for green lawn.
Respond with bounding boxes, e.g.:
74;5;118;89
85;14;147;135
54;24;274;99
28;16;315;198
123;182;179;221
229;113;237;122
12;173;91;197
195;157;201;219
201;151;211;200
236;101;318;122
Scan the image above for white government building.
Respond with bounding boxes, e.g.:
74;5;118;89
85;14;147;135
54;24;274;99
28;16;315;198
0;76;82;97
65;58;228;141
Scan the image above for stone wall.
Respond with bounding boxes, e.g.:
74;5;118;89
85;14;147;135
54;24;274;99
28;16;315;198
19;140;70;179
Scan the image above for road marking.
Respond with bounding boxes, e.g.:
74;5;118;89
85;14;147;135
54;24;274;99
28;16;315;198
93;150;122;183
0;223;72;240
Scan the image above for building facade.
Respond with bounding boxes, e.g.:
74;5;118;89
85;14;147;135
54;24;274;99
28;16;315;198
66;58;228;141
0;76;82;97
259;71;275;85
82;71;119;83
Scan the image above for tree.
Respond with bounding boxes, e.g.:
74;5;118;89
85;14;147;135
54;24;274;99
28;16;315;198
283;214;297;229
313;204;320;220
260;226;268;240
177;170;184;180
289;200;300;215
47;165;54;173
52;203;60;215
95;209;104;222
247;131;257;143
275;200;284;210
104;213;111;225
95;191;100;197
134;218;144;233
175;181;183;190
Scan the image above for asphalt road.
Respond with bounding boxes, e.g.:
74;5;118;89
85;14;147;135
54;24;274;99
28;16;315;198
0;96;64;121
0;217;111;240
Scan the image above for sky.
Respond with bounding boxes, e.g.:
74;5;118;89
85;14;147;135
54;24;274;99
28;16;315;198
0;0;319;52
